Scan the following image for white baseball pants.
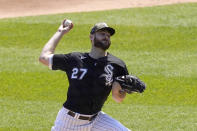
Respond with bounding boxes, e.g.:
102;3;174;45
51;107;131;131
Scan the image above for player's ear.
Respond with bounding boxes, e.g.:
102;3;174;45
90;34;94;42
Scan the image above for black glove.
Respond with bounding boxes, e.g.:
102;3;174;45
115;75;146;94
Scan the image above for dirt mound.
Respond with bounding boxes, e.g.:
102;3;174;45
0;0;196;18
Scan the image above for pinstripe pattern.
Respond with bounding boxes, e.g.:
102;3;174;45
91;112;131;131
51;107;131;131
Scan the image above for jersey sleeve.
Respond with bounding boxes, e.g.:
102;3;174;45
118;64;129;76
114;59;129;77
49;53;72;71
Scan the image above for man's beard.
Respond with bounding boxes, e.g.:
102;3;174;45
93;36;111;50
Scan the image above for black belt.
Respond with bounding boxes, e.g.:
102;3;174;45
67;110;98;121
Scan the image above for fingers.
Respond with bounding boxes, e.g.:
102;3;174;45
70;23;74;29
58;19;73;34
62;19;67;28
62;19;73;29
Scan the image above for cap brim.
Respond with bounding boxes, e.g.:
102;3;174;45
98;27;115;36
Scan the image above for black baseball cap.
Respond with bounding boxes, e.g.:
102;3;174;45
90;22;115;36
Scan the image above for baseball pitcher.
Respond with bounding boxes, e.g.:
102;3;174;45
39;19;146;131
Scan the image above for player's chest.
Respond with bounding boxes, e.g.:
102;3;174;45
68;60;116;86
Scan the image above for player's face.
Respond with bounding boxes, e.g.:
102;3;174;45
93;31;111;50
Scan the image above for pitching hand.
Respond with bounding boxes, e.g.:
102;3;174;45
58;19;73;34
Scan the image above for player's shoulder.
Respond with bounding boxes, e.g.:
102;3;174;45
108;53;126;67
65;52;87;60
69;52;85;57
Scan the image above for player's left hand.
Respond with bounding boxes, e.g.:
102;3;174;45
115;75;146;94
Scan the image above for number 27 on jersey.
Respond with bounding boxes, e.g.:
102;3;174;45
71;68;88;80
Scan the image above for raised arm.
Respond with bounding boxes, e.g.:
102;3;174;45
39;19;73;66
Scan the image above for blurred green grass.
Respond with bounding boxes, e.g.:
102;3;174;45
0;3;197;131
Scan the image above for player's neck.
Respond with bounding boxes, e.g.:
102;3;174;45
89;47;107;59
